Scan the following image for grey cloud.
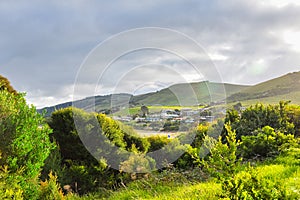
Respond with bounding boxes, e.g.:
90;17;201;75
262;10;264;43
1;0;300;107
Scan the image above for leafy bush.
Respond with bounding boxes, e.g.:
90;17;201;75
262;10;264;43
226;102;295;139
48;107;97;164
0;165;23;200
39;172;65;200
48;107;154;194
146;135;170;152
201;124;241;180
0;75;17;94
0;90;54;199
240;126;298;159
119;151;156;175
222;166;297;199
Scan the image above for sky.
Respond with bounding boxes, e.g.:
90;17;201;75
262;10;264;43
1;0;300;108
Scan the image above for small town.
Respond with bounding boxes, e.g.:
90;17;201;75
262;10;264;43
112;106;218;132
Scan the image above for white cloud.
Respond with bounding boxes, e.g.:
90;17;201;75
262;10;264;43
260;0;300;8
283;30;300;52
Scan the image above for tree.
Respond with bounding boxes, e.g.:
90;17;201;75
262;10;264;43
0;75;17;94
140;105;149;117
233;102;242;111
0;90;54;199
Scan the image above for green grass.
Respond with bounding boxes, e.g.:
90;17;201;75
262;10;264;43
99;149;300;199
228;71;300;104
239;91;300;106
107;181;221;200
112;105;197;116
131;82;248;106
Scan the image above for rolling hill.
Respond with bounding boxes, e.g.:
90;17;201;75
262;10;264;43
130;81;249;106
39;81;248;116
39;71;300;116
227;71;300;104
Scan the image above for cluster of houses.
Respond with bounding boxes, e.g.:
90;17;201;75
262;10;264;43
112;108;216;124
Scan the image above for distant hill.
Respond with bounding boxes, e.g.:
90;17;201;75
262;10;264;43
227;71;300;104
39;71;300;116
39;81;248;116
40;93;133;116
130;81;249;106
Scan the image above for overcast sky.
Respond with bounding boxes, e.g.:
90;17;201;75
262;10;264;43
1;0;300;108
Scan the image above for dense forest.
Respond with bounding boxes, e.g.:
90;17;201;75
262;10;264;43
0;76;300;199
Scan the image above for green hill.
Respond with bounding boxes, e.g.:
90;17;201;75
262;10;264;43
227;71;300;104
39;82;248;116
131;81;249;106
40;71;300;115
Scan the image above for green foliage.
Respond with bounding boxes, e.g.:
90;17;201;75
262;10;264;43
222;166;295;200
287;104;300;136
0;75;17;94
146;135;170;152
162;120;180;131
240;126;298;159
48;107;97;163
0;90;54;199
41;146;65;182
97;113;127;148
0;165;24;200
47;107;153;194
119;151;156;174
39;172;65;200
190;124;208;148
117;121;150;152
226;101;295;139
201;124;241;180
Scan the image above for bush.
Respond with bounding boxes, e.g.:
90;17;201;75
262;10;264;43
146;135;170;152
0;90;54;199
0;75;17;94
222;166;297;199
48;107;97;164
225;102;295;139
39;172;65;200
201;124;241;180
0;165;23;200
240;126;298;159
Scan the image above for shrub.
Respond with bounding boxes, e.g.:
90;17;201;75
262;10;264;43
240;126;298;159
0;165;24;200
146;135;170;152
0;90;54;199
225;102;295;139
39;172;65;200
222;166;297;199
201;124;241;180
0;75;17;94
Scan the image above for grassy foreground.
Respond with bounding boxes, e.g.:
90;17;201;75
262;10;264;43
73;148;300;200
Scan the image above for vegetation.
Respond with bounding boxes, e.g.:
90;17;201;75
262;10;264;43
1;74;300;199
0;89;54;199
0;75;17;94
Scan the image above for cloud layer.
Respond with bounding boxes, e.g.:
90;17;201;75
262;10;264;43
1;0;300;108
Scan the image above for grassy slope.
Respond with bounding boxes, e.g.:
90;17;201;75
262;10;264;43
132;82;249;106
228;71;300;103
39;82;248;115
96;149;300;200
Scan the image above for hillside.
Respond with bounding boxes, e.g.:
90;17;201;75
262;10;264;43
228;71;300;104
40;93;133;116
39;81;249;116
39;81;248;116
131;81;249;106
39;71;300;116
